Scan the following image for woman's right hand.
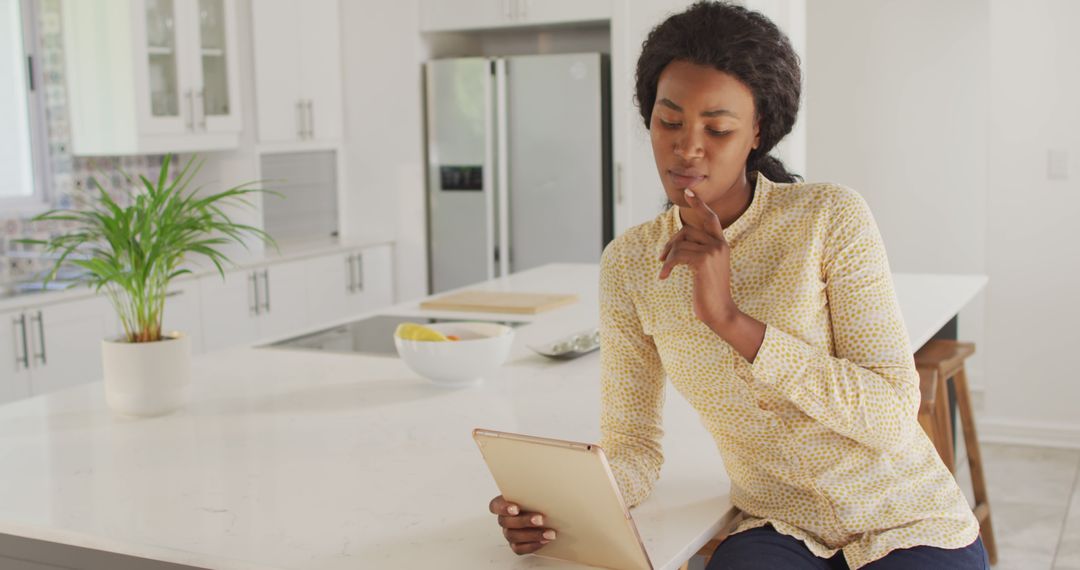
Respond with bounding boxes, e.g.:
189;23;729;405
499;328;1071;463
489;495;557;555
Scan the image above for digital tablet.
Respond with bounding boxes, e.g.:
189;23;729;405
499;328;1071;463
473;428;653;570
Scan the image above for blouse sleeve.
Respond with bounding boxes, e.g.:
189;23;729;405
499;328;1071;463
749;189;922;452
597;243;667;507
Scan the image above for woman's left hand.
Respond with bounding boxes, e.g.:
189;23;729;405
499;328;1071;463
659;188;739;332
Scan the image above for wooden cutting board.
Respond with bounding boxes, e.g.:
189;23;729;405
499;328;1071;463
419;291;579;315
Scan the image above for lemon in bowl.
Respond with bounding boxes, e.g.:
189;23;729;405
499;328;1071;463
393;322;515;388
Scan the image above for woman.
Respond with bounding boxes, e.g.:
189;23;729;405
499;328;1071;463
489;2;989;568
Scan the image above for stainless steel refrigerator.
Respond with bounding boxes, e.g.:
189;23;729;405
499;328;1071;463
424;53;611;294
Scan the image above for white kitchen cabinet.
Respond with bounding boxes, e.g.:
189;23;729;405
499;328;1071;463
0;310;32;404
29;297;117;395
419;0;610;31
62;0;242;155
305;252;365;326
198;269;260;353
0;296;116;399
198;258;313;351
512;0;612;26
252;0;343;144
305;244;395;326
358;244;395;311
256;259;310;341
162;279;205;354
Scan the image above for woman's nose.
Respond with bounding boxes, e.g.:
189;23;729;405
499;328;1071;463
673;130;704;160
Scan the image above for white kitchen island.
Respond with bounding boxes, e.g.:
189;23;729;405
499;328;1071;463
0;264;986;570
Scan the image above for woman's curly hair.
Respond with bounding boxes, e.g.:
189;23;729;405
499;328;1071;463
636;1;802;183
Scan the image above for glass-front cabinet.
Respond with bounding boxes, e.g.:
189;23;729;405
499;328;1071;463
141;0;186;132
62;0;241;155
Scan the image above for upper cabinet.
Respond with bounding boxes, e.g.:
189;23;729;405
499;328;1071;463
62;0;242;156
419;0;611;32
252;0;344;145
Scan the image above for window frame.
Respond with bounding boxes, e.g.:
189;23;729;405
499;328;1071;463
1;0;52;217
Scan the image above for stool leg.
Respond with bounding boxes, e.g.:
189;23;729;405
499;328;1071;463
953;366;997;565
934;367;956;472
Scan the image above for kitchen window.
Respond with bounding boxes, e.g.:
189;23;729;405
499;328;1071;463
0;0;48;215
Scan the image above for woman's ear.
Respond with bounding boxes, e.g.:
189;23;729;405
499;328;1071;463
753;119;761;150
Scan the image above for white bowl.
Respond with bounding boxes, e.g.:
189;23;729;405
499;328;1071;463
393;322;515;388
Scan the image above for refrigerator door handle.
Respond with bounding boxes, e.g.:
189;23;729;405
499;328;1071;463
494;58;511;278
482;59;497;281
616;161;624;205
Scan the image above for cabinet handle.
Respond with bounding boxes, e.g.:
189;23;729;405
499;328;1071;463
249;271;260;316
31;311;45;366
185;90;195;131
296;100;305;139
196;88;207;130
345;254;355;293
354;253;364;293
306;100;315;139
261;269;271;313
12;315;29;371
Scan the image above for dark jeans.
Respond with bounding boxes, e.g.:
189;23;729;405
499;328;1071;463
706;525;990;569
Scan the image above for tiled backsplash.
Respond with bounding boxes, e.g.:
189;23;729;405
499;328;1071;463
1;0;170;281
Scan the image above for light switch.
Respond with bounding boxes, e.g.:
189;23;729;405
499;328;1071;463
1048;148;1070;181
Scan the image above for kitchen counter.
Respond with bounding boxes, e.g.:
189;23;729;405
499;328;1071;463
0;264;987;569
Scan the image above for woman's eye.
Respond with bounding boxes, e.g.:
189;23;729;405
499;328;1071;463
659;119;681;129
707;129;732;137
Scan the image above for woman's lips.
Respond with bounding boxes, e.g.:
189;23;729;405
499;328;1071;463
669;170;706;188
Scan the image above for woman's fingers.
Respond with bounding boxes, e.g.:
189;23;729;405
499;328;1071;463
661;224;725;261
659;242;706;279
683;188;726;238
498;513;547;529
510;540;550;555
489;495;519;516
490;495;555;554
504;527;557;544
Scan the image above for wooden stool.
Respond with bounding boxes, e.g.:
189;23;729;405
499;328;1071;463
914;340;997;565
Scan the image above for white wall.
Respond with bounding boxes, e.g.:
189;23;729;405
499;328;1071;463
981;0;1080;446
340;0;428;304
807;0;1080;447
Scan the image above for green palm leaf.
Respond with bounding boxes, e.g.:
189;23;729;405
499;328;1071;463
15;154;277;343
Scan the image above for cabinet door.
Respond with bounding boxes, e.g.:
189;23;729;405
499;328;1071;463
305;252;359;326
199;270;259;352
517;0;611;25
257;259;312;341
419;0;503;31
252;0;302;142
29;296;114;396
190;0;242;132
298;0;344;142
162;279;204;354
134;0;195;135
0;311;32;404
358;245;394;312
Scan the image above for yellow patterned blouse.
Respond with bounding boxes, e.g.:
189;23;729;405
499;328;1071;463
598;173;979;568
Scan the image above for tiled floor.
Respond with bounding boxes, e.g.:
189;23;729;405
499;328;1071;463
953;442;1080;569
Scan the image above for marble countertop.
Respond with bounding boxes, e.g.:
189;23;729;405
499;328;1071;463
0;264;987;569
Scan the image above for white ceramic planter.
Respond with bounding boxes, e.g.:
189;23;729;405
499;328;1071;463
101;333;191;417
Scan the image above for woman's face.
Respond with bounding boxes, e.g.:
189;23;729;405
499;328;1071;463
650;60;760;209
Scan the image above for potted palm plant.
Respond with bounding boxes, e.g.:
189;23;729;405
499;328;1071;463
20;155;274;416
